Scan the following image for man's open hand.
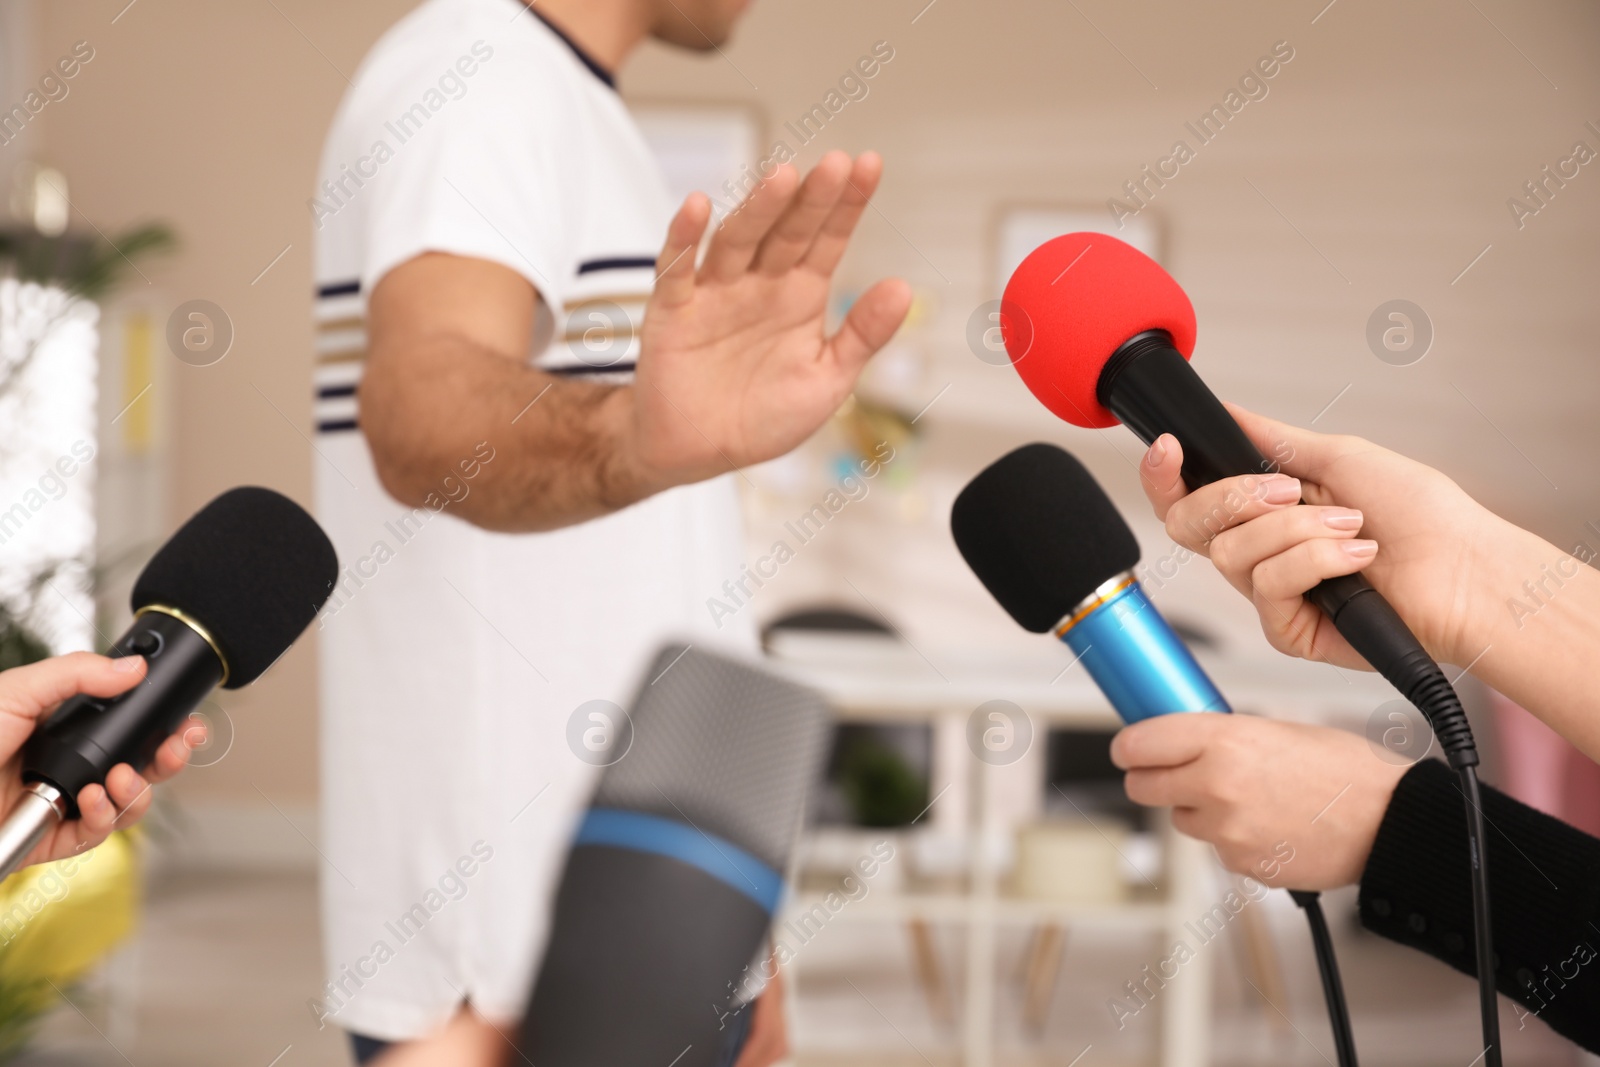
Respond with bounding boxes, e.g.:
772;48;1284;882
627;151;912;490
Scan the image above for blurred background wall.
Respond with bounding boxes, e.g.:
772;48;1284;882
23;0;1599;822
4;1;1598;1064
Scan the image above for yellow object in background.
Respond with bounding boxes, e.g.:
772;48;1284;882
120;311;155;453
0;832;138;1020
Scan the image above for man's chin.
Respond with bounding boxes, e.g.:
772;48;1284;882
651;2;742;52
653;25;735;51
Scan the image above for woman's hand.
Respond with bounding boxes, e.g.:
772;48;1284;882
0;652;202;867
1138;403;1522;670
1111;712;1407;891
730;968;789;1067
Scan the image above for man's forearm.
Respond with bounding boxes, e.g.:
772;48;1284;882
360;336;664;533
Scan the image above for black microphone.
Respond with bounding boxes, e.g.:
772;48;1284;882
519;643;830;1067
0;487;338;877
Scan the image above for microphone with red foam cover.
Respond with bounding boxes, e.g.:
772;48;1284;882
1001;233;1274;487
1001;232;1196;430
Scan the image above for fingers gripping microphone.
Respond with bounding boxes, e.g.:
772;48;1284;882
1001;236;1496;1067
519;644;830;1067
1000;234;1478;767
951;443;1227;721
952;444;1360;1067
0;488;338;879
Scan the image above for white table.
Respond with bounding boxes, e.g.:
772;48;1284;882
768;635;1394;1067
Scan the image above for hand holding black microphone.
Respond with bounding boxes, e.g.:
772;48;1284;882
0;486;337;880
1137;403;1509;675
0;652;200;869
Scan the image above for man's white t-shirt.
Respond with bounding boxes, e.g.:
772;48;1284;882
309;0;752;1038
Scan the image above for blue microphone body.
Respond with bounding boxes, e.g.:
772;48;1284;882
1056;575;1230;722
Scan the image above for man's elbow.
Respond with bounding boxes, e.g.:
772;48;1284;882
358;377;446;511
365;435;433;511
361;405;509;528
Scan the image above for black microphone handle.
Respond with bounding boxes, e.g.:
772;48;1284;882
22;611;223;818
1098;332;1476;765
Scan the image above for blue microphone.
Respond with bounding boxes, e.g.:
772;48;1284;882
951;443;1228;722
953;445;1377;1067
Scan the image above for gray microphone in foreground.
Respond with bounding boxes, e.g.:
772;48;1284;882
518;643;831;1067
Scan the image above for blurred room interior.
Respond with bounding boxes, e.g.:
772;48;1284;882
0;0;1597;1064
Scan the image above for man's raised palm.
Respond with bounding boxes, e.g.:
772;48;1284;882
628;151;912;488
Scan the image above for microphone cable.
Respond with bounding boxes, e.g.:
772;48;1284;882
1323;598;1500;1067
1290;891;1358;1067
1412;676;1500;1067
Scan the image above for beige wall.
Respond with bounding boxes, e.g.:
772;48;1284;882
32;0;417;806
27;0;1600;806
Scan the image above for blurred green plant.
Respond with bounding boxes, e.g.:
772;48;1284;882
0;621;49;675
0;222;175;302
0;976;53;1062
838;735;928;828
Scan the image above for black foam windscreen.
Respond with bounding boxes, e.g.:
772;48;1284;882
130;487;339;688
951;443;1141;633
592;644;830;872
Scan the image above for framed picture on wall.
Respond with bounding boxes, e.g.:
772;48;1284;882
631;103;765;224
991;205;1164;298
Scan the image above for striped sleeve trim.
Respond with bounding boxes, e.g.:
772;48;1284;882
577;255;656;275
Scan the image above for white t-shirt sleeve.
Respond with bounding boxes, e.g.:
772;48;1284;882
361;56;579;309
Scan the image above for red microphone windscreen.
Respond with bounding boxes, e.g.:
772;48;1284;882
1000;233;1197;428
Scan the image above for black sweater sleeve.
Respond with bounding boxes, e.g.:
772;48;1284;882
1359;757;1600;1051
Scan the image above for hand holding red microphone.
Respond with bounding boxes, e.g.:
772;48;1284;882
1136;403;1518;672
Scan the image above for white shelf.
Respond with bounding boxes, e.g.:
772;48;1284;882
784;889;1172;929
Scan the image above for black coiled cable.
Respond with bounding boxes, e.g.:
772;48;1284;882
1290;890;1359;1067
1405;666;1501;1067
1315;582;1501;1067
1410;670;1479;760
1280;668;1495;1067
